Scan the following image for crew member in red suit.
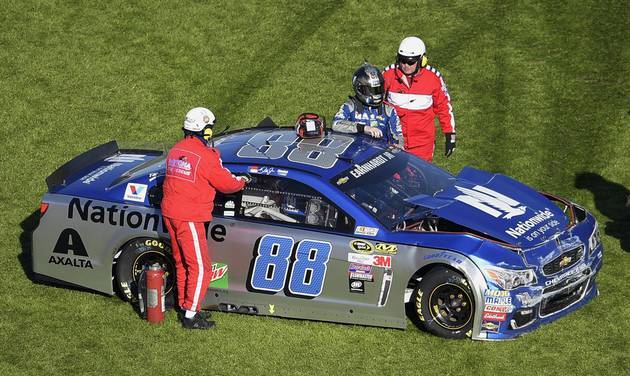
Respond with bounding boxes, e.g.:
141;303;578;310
383;36;456;162
161;107;248;329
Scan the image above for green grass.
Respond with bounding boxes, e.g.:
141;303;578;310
1;0;629;375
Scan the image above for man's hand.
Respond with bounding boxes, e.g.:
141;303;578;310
445;133;456;157
364;125;383;138
236;173;252;184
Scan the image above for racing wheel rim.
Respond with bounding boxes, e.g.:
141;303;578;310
428;283;473;330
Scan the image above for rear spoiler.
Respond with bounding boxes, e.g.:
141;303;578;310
46;141;120;191
45;141;164;191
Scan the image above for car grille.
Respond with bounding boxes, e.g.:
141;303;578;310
543;245;583;275
540;279;589;317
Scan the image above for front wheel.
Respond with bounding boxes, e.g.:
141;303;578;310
410;267;474;339
114;238;176;305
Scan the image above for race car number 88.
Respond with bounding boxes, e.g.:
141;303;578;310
250;235;331;297
236;131;353;169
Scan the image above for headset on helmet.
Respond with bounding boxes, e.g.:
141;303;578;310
295;113;325;139
396;36;428;75
183;107;216;141
352;63;385;107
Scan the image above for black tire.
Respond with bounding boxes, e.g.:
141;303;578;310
409;267;474;339
114;238;176;305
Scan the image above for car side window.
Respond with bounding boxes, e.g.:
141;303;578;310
231;175;354;232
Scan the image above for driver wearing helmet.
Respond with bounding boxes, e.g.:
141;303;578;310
161;107;248;330
382;36;456;162
332;63;402;147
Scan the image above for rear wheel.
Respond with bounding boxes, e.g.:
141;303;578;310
114;238;176;306
410;267;474;339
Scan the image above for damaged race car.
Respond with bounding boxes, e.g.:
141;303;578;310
32;120;603;340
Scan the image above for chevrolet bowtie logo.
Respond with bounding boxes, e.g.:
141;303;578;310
559;256;572;268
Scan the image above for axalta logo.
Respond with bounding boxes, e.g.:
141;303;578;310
454;185;526;219
49;228;93;269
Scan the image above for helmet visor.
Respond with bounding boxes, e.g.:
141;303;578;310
360;84;384;97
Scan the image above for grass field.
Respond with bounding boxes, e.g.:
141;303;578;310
1;1;629;375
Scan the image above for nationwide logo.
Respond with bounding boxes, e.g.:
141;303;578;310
454;185;527;219
504;209;556;239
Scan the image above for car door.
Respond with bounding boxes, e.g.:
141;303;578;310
207;172;394;325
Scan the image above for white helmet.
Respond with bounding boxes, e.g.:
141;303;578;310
398;36;426;57
183;107;216;132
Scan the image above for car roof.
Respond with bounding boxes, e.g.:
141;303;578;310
213;127;388;180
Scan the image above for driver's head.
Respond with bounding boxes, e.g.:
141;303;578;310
352;63;384;107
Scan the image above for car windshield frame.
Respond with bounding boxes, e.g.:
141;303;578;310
331;148;456;230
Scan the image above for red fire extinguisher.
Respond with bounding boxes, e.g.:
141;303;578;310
145;263;165;324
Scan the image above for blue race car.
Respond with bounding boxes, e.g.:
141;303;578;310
32;121;602;340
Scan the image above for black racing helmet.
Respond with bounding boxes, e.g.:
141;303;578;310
352;63;385;107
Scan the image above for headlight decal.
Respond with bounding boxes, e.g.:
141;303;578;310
484;266;537;290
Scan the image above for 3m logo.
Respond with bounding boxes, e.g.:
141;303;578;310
454;185;526;219
373;255;391;268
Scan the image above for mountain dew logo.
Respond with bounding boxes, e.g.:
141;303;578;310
209;262;228;289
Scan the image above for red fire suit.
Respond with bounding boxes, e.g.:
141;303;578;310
382;64;455;161
161;136;245;312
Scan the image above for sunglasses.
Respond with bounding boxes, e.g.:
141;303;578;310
400;58;419;66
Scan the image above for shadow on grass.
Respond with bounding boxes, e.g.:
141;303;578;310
575;172;630;252
18;210;39;282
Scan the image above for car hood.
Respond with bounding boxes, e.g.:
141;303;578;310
408;166;569;248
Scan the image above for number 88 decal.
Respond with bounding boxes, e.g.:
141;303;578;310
250;234;332;297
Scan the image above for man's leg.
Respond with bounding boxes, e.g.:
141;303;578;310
164;218;186;310
178;221;212;312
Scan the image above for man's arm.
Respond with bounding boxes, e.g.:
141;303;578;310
205;149;246;193
332;100;383;138
385;105;404;148
332;101;361;134
431;70;455;135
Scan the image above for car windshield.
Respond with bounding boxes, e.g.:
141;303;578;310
332;149;456;230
